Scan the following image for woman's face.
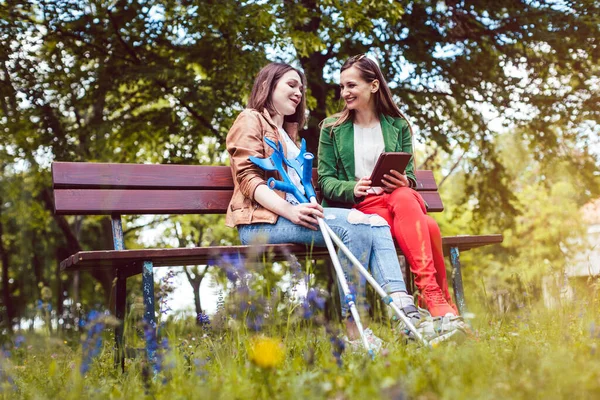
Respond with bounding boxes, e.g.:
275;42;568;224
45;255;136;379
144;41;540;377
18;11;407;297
340;66;378;112
272;70;303;116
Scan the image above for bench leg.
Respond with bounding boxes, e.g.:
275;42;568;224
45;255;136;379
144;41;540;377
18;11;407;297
449;247;467;315
142;260;157;370
114;268;126;372
397;255;413;295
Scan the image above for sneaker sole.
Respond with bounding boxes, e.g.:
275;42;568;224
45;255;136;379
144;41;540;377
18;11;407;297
428;328;467;346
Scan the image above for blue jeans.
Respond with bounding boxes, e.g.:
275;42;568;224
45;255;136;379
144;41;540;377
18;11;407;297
238;208;407;317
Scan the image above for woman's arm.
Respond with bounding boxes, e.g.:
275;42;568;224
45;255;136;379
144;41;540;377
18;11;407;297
317;125;359;204
254;185;323;230
397;119;417;187
226;111;270;201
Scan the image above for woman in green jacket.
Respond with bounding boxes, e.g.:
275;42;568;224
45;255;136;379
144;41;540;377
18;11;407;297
318;55;459;319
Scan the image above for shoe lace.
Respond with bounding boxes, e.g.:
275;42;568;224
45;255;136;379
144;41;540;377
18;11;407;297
424;288;447;305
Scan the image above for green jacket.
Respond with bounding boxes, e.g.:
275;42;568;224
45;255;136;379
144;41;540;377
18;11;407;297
317;114;416;207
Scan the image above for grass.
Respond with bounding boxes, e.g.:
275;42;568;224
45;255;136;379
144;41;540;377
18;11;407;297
1;288;599;400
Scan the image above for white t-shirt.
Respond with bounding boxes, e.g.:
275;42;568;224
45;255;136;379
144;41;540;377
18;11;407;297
354;123;385;195
279;127;305;205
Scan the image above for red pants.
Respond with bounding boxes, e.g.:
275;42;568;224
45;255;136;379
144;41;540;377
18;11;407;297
354;187;452;303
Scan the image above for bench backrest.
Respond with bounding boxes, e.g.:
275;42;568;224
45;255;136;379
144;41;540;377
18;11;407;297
52;162;444;215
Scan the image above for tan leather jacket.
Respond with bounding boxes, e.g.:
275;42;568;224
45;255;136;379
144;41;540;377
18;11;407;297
225;108;299;227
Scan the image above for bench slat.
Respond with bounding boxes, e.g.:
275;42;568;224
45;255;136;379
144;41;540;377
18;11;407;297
52;162;234;190
59;234;500;272
54;189;444;214
54;189;234;215
442;235;503;252
60;244;333;271
52;162;440;191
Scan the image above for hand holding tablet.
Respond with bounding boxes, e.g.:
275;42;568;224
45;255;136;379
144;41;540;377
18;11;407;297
369;152;412;187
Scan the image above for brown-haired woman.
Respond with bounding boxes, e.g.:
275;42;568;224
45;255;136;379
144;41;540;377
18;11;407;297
318;55;461;325
226;62;440;348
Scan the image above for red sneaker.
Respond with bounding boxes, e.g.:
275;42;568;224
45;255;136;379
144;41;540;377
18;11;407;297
420;287;456;317
440;285;459;315
446;297;459;315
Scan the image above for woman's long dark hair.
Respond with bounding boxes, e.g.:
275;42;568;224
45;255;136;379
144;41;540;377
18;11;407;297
323;54;407;129
247;62;307;128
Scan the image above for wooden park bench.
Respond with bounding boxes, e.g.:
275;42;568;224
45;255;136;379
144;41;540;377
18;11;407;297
52;161;502;366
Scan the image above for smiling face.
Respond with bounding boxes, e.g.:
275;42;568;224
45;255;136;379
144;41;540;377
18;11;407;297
271;70;304;117
340;66;379;112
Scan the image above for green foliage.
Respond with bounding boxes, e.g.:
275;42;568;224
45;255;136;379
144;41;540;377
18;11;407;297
1;0;599;324
434;130;593;305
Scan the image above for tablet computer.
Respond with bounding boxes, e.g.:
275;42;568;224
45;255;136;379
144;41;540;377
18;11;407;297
369;152;412;186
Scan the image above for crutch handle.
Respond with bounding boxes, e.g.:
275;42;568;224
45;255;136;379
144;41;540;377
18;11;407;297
267;178;307;203
302;154;316;200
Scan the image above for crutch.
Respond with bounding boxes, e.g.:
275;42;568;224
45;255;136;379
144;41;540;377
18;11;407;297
283;149;430;348
252;139;430;348
249;139;374;355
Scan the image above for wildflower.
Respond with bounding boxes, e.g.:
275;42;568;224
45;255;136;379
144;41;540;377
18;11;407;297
246;314;264;332
215;253;247;283
325;324;345;367
14;335;25;349
302;288;327;319
329;335;345;367
247;336;285;369
80;311;106;375
1;344;10;358
158;270;175;319
197;313;210;326
142;321;161;374
194;357;210;379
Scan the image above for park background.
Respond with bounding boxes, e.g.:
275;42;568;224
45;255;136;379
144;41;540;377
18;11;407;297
1;1;599;399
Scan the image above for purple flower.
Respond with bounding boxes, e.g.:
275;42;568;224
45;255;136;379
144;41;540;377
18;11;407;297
197;313;211;325
301;289;326;319
80;311;106;375
216;253;247;283
14;335;25;349
194;357;210;379
246;314;264;332
307;289;326;310
330;335;345;367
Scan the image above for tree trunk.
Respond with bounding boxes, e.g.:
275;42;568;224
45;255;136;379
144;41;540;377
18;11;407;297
0;202;15;333
192;281;202;319
184;266;208;324
299;51;331;155
55;248;64;329
32;232;44;285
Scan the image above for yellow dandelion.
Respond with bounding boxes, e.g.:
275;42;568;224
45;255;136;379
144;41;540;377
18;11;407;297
248;336;285;369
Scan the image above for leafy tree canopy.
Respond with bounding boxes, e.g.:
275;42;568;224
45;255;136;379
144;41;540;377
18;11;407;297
0;0;598;320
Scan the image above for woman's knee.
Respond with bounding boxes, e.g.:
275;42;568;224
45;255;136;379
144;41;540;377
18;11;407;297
388;186;412;202
425;215;441;237
325;209;380;242
388;187;427;214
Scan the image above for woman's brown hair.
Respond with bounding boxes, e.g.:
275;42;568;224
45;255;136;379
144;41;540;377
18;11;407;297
247;62;307;128
322;54;408;129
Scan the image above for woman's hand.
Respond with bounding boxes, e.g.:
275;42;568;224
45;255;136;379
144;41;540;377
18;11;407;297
354;177;372;198
381;169;409;193
283;202;324;230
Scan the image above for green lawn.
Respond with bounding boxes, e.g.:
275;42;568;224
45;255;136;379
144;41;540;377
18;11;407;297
2;292;599;400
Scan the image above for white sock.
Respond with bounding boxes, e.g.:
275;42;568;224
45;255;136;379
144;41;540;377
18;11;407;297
390;291;415;308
